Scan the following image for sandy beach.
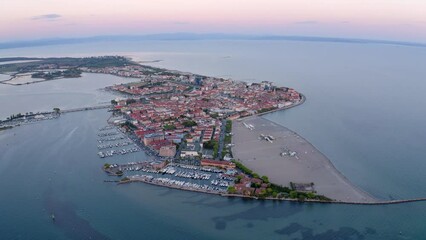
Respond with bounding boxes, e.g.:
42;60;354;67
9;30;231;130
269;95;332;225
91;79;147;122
232;116;377;203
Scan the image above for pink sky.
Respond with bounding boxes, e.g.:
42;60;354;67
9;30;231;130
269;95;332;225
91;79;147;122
1;0;426;42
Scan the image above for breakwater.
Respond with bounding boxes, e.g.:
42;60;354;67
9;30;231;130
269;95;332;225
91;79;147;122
116;177;426;206
0;105;112;128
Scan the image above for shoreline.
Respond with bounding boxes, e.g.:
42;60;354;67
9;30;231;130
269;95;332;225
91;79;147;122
259;116;378;202
231;100;379;203
116;175;426;206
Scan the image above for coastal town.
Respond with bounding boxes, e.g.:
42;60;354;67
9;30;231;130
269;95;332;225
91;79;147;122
85;59;334;201
3;56;423;204
0;56;331;202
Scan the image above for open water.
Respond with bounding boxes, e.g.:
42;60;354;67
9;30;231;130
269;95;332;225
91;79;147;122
1;40;426;239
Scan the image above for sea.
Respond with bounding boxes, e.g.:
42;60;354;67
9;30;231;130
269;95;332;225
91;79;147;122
1;40;426;239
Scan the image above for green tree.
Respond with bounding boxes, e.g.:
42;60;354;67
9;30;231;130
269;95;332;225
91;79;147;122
289;191;298;199
203;140;218;149
163;124;176;130
182;120;197;127
306;192;316;199
227;186;237;194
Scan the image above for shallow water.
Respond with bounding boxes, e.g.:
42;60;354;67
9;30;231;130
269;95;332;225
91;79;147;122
0;73;136;119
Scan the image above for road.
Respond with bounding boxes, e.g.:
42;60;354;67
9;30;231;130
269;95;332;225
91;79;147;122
216;119;226;160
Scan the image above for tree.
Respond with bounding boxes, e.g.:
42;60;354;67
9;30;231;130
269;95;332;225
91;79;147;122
182;120;197;127
306;192;316;199
261;175;269;183
203;140;217;149
53;108;60;114
126;99;136;105
227;186;237;194
289;191;298;199
163;124;176;130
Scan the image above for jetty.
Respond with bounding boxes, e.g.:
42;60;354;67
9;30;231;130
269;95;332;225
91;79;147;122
59;105;112;114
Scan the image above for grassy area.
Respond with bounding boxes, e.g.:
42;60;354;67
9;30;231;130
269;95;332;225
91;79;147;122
225;120;232;133
224;135;232;145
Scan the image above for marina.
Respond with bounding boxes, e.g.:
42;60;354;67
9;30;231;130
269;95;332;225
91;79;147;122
123;174;228;193
96;126;142;158
97;147;141;158
105;161;234;192
0;112;59;128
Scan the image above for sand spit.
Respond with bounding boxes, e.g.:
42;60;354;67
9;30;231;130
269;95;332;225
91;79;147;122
232;116;377;203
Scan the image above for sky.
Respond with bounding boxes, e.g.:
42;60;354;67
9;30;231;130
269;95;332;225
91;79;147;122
1;0;426;42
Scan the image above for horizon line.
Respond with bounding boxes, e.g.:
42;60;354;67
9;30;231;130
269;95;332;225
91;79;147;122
1;33;426;50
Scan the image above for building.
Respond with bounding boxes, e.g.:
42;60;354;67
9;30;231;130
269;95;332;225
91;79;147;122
144;133;165;145
151;161;167;170
159;145;176;157
180;150;199;158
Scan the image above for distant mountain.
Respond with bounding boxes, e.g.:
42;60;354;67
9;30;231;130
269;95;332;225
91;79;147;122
1;33;426;49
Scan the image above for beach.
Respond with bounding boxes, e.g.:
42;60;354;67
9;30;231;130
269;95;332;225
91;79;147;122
232;116;377;203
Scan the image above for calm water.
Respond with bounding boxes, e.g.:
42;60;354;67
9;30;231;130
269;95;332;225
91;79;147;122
1;40;426;239
0;73;137;119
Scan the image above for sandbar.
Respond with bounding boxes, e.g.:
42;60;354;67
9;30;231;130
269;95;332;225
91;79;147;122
232;116;377;203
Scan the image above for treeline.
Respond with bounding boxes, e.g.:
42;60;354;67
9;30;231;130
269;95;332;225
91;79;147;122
32;68;82;80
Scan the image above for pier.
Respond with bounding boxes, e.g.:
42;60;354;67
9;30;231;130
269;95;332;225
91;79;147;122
59;105;112;114
0;104;112;128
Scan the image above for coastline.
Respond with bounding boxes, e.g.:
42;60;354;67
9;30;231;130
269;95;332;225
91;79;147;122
110;96;426;205
1;55;418;205
116;174;426;205
231;99;379;203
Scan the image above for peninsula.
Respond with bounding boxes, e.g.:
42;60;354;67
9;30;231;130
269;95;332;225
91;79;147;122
0;56;376;203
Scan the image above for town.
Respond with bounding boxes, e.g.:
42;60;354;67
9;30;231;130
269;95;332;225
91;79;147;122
0;56;329;201
94;62;328;201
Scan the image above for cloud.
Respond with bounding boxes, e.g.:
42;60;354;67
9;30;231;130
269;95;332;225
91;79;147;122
293;20;318;25
31;14;62;21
